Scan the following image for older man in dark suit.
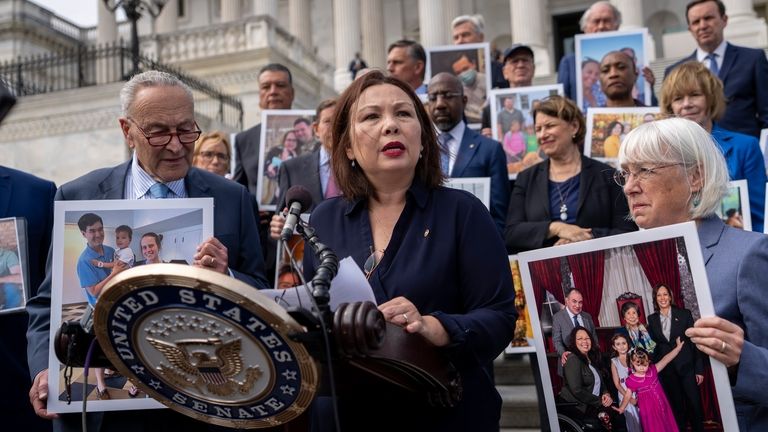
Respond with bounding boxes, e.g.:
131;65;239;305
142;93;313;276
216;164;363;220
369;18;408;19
664;0;768;137
27;70;269;432
427;72;510;236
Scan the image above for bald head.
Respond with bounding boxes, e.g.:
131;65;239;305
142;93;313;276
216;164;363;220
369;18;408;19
427;73;467;131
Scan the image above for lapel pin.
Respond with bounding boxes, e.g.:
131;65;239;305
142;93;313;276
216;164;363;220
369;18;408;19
424;228;430;238
469;143;476;149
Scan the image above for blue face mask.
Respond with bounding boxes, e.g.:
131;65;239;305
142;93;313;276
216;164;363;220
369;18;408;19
458;69;477;86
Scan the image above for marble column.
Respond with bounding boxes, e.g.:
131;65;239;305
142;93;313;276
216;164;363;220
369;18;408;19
418;0;445;48
155;0;178;33
611;0;643;29
442;0;461;42
361;0;385;69
723;0;756;21
510;0;551;75
289;0;312;49
253;0;278;19
722;0;767;46
96;0;117;44
221;0;242;22
333;0;361;91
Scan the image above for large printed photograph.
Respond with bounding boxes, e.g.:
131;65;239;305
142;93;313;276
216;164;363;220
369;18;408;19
0;217;28;314
47;199;213;413
518;223;737;431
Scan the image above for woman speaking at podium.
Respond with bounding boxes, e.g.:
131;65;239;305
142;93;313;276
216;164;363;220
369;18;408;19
303;70;517;431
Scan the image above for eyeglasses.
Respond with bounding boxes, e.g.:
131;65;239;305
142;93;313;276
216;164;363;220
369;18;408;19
427;92;462;102
613;163;683;186
199;151;228;161
363;246;384;280
127;118;202;146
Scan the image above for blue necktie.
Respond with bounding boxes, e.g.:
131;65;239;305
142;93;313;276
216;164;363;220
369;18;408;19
573;314;580;328
149;182;170;199
439;132;452;176
706;53;719;77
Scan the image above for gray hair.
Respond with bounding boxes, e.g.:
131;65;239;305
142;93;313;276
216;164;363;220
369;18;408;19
120;70;194;117
579;1;622;31
618;117;729;220
451;14;485;36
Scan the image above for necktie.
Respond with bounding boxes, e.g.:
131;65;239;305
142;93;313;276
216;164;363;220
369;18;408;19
149;182;170;199
438;132;452;176
573;314;580;328
325;169;341;198
706;53;719;77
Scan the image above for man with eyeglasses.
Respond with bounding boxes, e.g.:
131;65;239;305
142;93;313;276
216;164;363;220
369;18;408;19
427;72;509;236
26;70;269;432
481;44;536;138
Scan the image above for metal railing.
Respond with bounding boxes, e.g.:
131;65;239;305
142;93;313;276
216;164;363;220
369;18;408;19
0;41;243;130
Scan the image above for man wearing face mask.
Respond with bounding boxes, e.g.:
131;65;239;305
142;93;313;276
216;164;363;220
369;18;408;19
451;53;486;125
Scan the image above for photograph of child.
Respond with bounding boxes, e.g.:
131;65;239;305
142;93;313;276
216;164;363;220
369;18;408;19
257;110;316;210
426;43;492;127
585;108;661;163
48;199;213;413
518;223;737;431
489;85;564;177
718;180;751;231
575;29;651;111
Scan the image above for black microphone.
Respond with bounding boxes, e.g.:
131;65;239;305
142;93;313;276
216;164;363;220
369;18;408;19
281;185;314;241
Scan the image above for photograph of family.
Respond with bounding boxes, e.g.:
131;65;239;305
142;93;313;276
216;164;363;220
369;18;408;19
47;199;213;413
585;107;662;162
518;223;737;431
257;109;317;210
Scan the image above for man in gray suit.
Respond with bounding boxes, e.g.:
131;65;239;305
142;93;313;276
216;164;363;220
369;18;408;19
27;70;269;431
552;288;599;368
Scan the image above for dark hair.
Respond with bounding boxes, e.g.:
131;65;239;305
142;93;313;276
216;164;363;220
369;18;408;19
686;0;726;23
330;70;443;200
293;117;311;127
606;120;623;135
620;300;640;318
532;96;586;147
387;40;427;65
316;98;337;118
610;333;631;359
259;63;293;85
629;347;651;367
565;288;583;299
566;326;601;365
115;225;133;239
78;213;103;232
651;284;676;312
581;57;599;69
725;208;737;218
141;232;163;249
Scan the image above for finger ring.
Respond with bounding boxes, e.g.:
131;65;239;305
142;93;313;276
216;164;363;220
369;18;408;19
402;313;408;323
720;340;727;353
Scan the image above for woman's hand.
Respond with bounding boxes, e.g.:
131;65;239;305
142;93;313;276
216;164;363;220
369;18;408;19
549;222;593;243
379;296;449;347
685;316;744;367
270;211;287;240
193;237;229;274
600;393;613;407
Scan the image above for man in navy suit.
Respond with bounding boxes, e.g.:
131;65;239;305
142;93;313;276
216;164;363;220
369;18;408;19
26;70;269;432
427;73;510;235
664;0;768;137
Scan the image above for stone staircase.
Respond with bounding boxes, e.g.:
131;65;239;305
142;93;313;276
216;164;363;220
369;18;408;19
495;352;543;431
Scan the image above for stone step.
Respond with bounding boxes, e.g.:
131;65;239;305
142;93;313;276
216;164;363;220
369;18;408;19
494;352;536;385
498;384;541;429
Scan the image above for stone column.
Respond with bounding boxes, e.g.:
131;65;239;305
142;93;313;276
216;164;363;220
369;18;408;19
155;0;178;33
443;0;461;42
221;0;242;22
361;0;385;69
510;0;551;75
253;0;278;19
723;0;756;21
611;0;643;29
722;0;768;46
96;0;117;44
418;0;445;48
289;0;312;49
333;0;361;91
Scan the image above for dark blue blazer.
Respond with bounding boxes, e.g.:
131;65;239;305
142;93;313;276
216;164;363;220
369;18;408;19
698;215;768;431
451;125;510;236
711;124;766;232
0;166;55;432
558;53;579;102
665;43;768;137
26;162;268;380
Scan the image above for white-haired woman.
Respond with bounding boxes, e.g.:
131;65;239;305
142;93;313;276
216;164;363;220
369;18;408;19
617;117;768;431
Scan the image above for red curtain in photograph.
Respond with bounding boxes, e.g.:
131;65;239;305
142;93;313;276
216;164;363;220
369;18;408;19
566;250;605;321
529;257;564;307
632;239;682;307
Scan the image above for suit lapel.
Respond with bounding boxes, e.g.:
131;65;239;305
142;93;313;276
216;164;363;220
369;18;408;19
697;215;725;265
99;162;131;199
533;160;551;217
0;167;11;217
185;168;212;198
451;128;479;177
719;43;737;81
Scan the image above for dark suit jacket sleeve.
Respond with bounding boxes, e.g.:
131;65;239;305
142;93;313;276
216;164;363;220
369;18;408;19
754;50;768;130
504;165;552;252
681;308;704;375
276;161;291;211
553;312;568;356
230;185;269;289
558;54;576;102
233;130;248;188
488;141;511;235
